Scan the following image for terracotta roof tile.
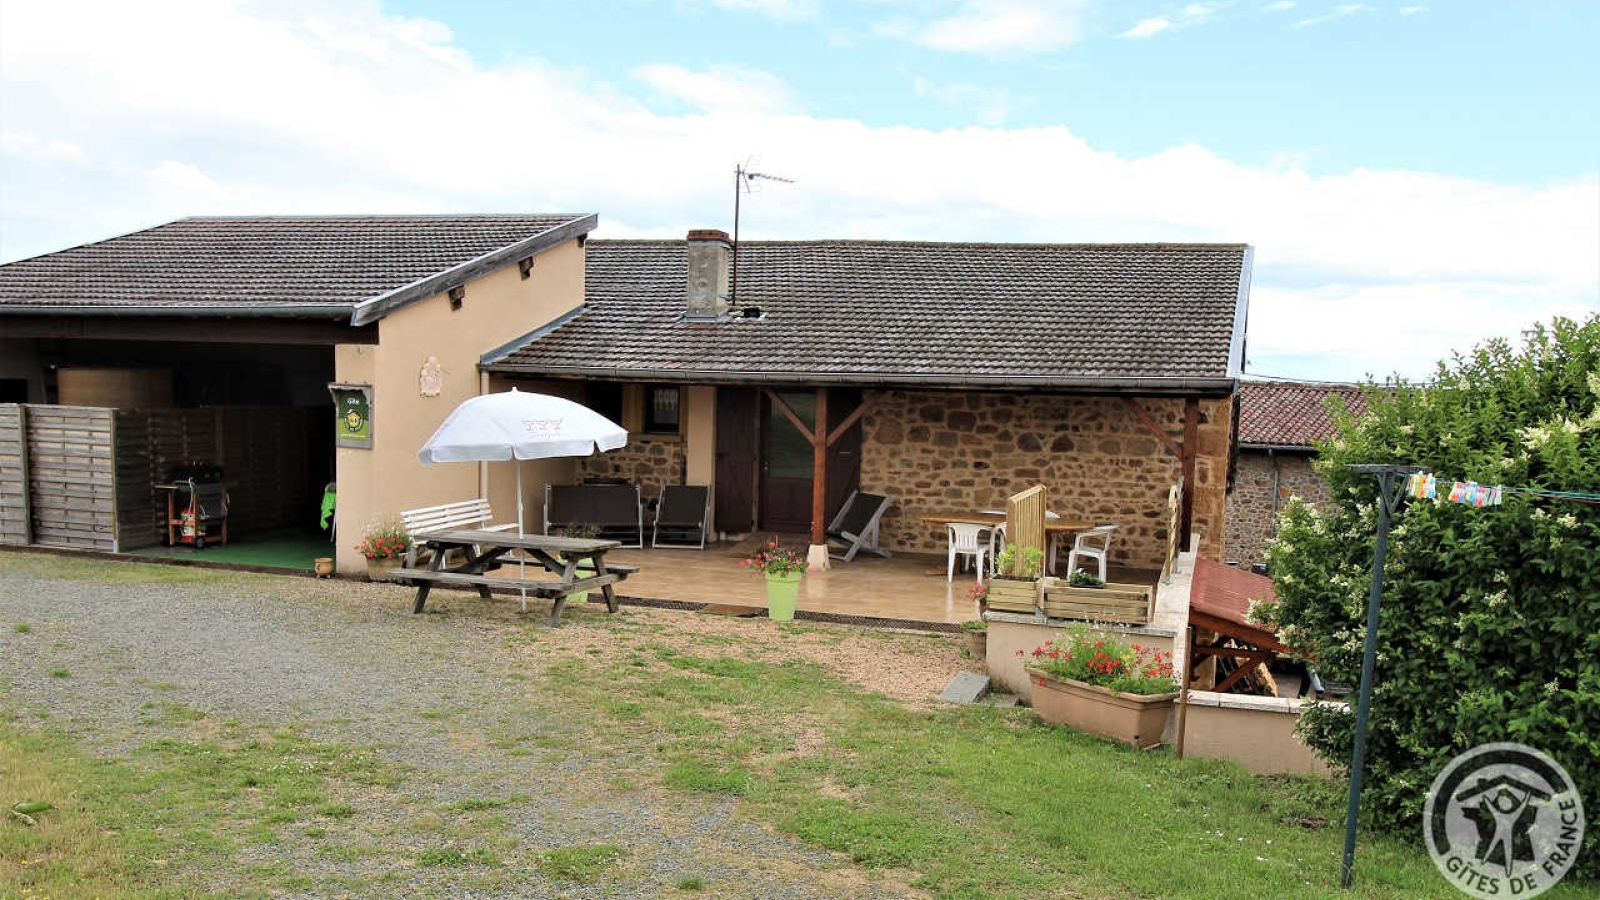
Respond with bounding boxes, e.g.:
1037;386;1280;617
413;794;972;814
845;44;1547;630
1237;380;1369;448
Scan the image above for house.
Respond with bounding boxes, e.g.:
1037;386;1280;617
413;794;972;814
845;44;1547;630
482;230;1253;572
2;217;1251;584
1224;379;1369;566
0;214;597;570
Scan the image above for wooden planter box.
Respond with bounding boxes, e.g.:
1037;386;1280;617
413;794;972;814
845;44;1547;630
985;577;1039;613
1039;579;1153;625
1028;669;1177;749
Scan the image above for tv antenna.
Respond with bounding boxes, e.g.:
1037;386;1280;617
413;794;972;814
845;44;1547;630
732;161;794;310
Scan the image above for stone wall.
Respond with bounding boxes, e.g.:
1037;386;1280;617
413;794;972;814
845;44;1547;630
1223;451;1330;565
858;390;1231;569
579;435;685;502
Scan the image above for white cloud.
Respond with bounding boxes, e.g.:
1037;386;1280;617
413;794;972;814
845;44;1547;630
1121;16;1175;38
1399;4;1427;14
1;0;1595;381
912;77;1027;125
1293;3;1373;29
669;0;818;20
633;63;799;113
1;131;89;166
904;0;1092;53
1263;1;1297;11
1119;3;1222;40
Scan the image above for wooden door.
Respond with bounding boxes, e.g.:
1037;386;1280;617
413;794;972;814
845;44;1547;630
825;389;863;521
760;390;815;532
714;387;757;533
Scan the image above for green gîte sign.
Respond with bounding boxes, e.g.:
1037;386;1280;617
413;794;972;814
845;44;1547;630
328;383;374;449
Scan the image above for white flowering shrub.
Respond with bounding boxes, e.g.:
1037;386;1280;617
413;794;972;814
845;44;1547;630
1267;316;1600;877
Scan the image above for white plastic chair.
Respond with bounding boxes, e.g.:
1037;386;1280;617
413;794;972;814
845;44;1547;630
988;522;1007;574
1065;525;1117;582
946;523;990;582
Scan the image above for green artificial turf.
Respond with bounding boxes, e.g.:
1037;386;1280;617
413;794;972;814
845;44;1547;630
130;528;333;571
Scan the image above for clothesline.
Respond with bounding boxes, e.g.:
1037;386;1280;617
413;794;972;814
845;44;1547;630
1402;472;1600;507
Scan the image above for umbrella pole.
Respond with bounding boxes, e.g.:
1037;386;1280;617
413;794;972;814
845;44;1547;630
516;461;527;612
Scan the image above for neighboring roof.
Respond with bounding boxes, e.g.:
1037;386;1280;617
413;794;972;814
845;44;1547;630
485;239;1252;391
0;214;597;324
1237;380;1369;448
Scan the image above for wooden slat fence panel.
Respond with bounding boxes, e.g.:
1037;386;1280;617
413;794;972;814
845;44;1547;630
140;406;311;539
4;404;315;551
1005;484;1047;577
1162;479;1183;584
113;409;158;550
0;404;29;545
25;405;116;551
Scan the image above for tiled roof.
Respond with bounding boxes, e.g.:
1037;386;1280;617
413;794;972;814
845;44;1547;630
0;214;593;318
1237;380;1369;447
489;239;1251;388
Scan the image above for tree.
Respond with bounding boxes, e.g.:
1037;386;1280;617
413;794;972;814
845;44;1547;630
1261;315;1599;878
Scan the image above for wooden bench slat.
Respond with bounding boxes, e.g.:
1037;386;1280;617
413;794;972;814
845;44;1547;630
386;568;621;594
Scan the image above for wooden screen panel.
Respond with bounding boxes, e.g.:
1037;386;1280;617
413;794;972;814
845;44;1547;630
25;405;116;552
0;404;29;546
1005;484;1047;576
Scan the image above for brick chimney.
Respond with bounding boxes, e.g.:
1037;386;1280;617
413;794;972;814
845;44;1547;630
684;229;731;320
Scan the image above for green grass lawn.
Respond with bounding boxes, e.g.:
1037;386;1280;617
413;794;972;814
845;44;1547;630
541;638;1595;900
2;554;1590;899
0;714;404;899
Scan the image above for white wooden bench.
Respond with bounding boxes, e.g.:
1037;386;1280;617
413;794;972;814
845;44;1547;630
401;498;518;537
400;499;518;564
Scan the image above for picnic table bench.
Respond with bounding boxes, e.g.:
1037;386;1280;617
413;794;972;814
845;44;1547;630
386;529;637;625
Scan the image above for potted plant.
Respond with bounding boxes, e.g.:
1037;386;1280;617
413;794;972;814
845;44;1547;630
1021;625;1178;748
960;619;988;664
985;545;1044;612
1067;569;1104;587
356;517;412;582
742;540;806;621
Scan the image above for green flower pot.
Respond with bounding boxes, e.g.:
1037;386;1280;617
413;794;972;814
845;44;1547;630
568;563;596;606
764;571;802;621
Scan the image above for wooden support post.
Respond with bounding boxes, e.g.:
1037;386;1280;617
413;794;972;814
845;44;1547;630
811;387;828;545
764;388;811;442
825;395;872;447
1121;397;1183;458
1180;398;1199;551
1175;624;1192;759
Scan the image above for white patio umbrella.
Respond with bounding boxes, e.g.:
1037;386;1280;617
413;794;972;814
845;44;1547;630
416;388;628;609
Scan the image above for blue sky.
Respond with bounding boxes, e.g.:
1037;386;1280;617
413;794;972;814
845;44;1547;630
394;0;1599;183
1;0;1596;380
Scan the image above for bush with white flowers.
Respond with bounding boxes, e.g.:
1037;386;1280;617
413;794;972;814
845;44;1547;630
1265;315;1599;878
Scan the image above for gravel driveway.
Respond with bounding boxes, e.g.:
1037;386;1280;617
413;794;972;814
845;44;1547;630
0;553;931;899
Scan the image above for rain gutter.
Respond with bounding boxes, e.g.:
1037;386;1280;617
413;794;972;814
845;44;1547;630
0;303;353;318
481;363;1239;396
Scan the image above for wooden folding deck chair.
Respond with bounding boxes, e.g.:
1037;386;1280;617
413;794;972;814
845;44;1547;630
652;485;711;549
826;491;893;562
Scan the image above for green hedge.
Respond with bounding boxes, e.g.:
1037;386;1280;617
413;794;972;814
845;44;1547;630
1263;315;1599;879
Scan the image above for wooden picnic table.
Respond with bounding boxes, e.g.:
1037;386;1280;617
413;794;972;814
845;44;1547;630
387;529;637;625
916;511;1094;531
916;511;1096;574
